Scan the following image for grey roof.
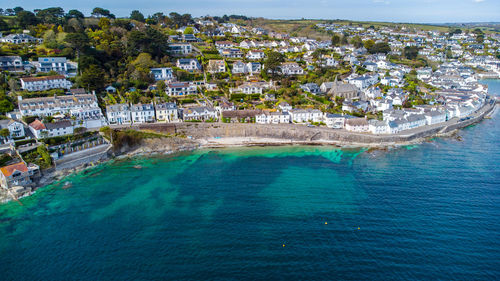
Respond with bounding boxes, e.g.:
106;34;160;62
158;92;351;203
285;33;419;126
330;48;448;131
38;57;67;63
106;104;130;112
0;56;22;62
155;103;177;110
45;120;72;130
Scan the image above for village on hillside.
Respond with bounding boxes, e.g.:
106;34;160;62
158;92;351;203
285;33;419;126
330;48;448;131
0;7;499;199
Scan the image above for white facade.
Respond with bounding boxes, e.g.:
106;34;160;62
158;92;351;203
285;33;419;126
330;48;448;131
20;75;72;91
131;104;155;123
288;109;322;123
155;103;178;122
106;104;132;125
166;82;197;96
150;67;173;81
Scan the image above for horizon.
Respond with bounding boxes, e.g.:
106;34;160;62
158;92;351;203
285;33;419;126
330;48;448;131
1;0;499;24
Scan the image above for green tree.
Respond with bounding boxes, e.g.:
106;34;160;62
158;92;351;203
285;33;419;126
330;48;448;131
331;34;340;46
66;9;84;19
363;39;375;50
403;46;419;60
36;145;52;167
368;42;391;54
183;27;194;34
350;36;363;48
80;64;106;91
0;99;14;114
130;10;145;22
0;128;9;140
264;51;286;77
65;32;89;74
17;11;39;28
92;7;115;18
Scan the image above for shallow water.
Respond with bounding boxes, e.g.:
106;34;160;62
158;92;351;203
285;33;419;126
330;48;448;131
0;81;499;280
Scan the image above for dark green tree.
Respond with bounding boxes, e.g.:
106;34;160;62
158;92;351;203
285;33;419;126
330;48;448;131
331;34;340;46
130;10;145;22
66;9;84;19
403;46;419;60
17;11;38;28
264;51;286;77
80;64;106;91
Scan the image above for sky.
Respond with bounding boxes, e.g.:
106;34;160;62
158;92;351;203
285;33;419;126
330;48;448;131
2;0;499;23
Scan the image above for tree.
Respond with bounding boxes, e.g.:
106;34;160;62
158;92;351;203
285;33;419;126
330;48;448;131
363;39;375;50
130;10;145;22
350;36;363;48
368;42;391;54
403;46;419;60
0;19;7;31
0;100;13;114
36;145;52;167
13;6;24;15
36;7;65;24
331;34;340;46
92;7;115;18
80;64;106;91
17;11;38;28
264;51;285;77
183;27;194;34
65;32;89;74
67;9;84;19
127;27;169;59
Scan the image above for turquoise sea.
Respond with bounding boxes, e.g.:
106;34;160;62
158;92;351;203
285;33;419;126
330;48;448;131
0;80;499;280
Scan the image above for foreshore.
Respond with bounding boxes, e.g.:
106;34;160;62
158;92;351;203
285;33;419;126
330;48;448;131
1;102;496;204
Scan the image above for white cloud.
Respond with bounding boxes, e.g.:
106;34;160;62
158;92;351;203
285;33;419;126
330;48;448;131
474;0;485;2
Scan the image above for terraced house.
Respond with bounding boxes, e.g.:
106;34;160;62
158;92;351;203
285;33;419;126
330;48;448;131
20;75;72;92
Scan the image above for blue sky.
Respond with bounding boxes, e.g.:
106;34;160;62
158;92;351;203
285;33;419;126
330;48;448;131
2;0;499;23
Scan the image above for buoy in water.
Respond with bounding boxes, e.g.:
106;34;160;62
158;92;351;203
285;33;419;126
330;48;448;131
358;227;360;230
325;222;328;225
282;244;285;247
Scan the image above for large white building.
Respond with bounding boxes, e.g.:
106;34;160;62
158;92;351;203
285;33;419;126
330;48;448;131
20;75;72;92
131;103;155;123
155;103;178;122
288;109;322;123
169;43;192;55
255;111;290;124
106;104;132;125
18;93;101;118
166;82;197;96
35;57;76;76
150;67;173;81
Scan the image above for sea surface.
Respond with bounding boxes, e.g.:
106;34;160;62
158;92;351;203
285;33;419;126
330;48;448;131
0;80;499;280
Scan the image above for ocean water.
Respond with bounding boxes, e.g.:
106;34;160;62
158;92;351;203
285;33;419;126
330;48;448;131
0;81;499;280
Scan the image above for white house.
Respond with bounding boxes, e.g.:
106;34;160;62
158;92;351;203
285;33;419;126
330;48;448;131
288;109;322;123
256;111;290;124
368;120;389;134
0;119;25;140
166;82;197;96
35;57;75;76
182;107;218;121
247;50;266;60
131;103;155;123
150;67;174;81
106;104;131;125
176;59;201;72
324;113;345;129
424;110;446;125
18;93;101;118
169;43;192;55
280;62;304;75
20;75;72;91
345;118;369;132
155;103;178;122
